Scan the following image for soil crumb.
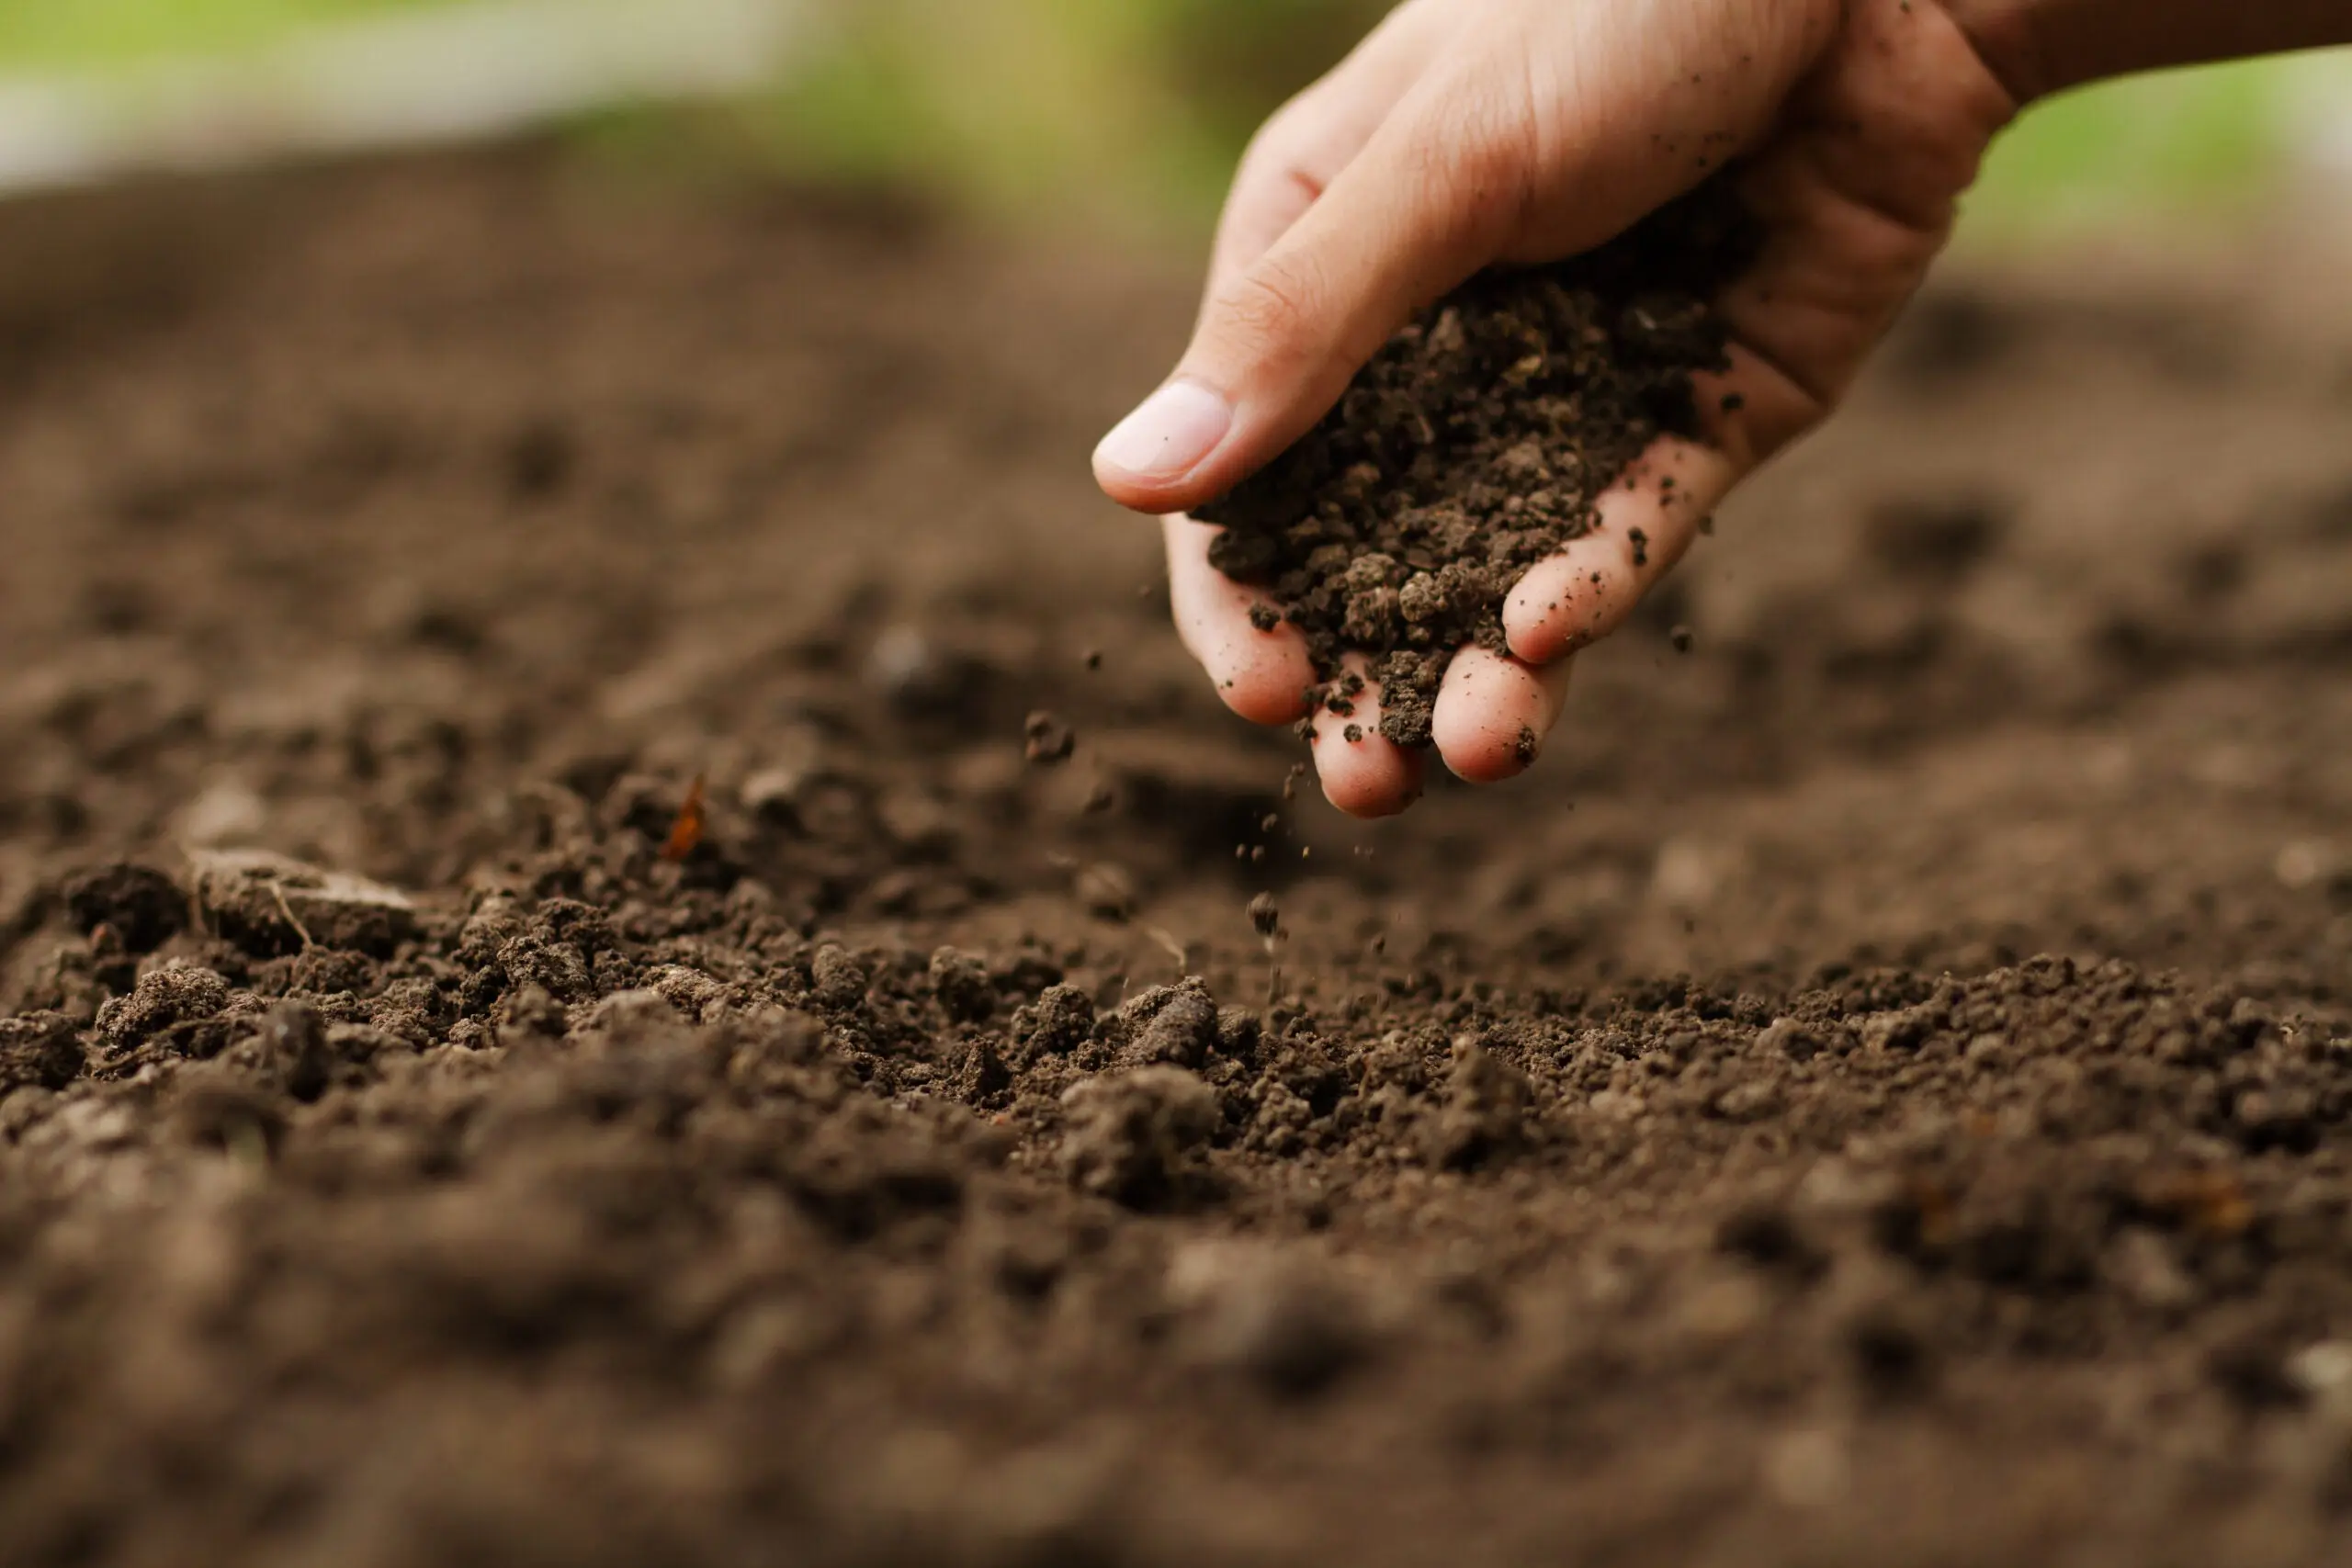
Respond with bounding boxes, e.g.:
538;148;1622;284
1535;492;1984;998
1198;180;1754;746
1024;709;1076;765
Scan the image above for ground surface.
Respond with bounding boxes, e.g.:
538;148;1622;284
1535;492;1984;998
1;152;2350;1567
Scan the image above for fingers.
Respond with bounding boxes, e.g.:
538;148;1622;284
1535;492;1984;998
1503;434;1741;667
1430;648;1573;784
1165;517;1422;818
1492;340;1819;669
1307;656;1424;819
1163;515;1315;727
1205;0;1449;299
1095;63;1528;517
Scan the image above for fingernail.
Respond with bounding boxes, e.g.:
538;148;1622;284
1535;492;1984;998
1094;380;1231;483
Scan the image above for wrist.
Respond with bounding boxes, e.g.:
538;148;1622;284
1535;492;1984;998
1942;0;2352;103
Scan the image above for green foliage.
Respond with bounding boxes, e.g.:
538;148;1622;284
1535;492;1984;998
0;0;2338;241
1966;55;2335;234
739;0;1378;221
0;0;456;68
743;5;2338;236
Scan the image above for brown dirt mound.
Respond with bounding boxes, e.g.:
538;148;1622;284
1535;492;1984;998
0;149;2350;1567
1197;183;1752;745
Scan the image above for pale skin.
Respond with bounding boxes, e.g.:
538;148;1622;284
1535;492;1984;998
1094;0;2352;818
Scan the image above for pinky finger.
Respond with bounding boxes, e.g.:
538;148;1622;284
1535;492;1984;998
1308;654;1425;819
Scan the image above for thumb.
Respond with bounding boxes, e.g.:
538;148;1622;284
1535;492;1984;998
1093;85;1521;516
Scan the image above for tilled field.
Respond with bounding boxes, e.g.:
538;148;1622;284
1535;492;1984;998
2;151;2351;1566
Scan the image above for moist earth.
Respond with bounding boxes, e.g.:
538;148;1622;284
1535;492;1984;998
1;150;2350;1567
1196;182;1752;746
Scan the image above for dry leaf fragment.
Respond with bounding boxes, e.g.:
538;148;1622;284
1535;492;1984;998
662;774;708;863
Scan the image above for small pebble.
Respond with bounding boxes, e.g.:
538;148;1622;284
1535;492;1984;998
1023;711;1076;766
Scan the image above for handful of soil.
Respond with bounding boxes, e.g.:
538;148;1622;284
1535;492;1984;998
1195;179;1757;748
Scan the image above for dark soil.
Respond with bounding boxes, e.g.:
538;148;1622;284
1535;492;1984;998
1197;183;1752;745
2;149;2352;1567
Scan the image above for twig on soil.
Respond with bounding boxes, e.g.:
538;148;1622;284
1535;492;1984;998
268;880;316;951
1143;925;1192;976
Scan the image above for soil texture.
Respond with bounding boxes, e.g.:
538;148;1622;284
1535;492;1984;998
1;151;2351;1567
1198;183;1751;744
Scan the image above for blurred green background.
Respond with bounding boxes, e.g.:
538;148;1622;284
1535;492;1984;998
2;0;2346;239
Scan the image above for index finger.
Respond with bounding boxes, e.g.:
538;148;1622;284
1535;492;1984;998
1204;0;1448;299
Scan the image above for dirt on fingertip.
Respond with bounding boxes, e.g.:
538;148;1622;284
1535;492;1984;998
1196;178;1755;747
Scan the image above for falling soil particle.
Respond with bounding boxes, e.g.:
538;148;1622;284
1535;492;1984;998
1248;892;1282;938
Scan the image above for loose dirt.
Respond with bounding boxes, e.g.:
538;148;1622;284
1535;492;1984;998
0;150;2350;1567
1197;183;1751;746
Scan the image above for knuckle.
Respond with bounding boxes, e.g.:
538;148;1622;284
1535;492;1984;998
1211;256;1327;371
1231;140;1297;206
1406;62;1540;242
1237;89;1341;193
1243;94;1321;171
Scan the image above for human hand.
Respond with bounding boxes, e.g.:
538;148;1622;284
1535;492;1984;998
1096;0;2020;817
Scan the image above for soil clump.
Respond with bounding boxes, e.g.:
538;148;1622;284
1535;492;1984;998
1198;181;1753;744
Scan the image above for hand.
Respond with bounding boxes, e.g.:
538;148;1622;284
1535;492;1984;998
1095;0;2020;817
